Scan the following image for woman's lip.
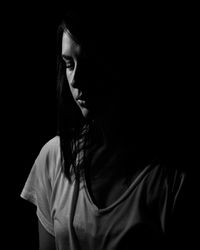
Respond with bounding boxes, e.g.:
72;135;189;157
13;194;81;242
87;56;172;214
77;99;87;106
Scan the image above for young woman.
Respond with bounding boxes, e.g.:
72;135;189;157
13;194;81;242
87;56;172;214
21;8;189;250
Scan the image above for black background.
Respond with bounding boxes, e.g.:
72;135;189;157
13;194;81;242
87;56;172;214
1;2;198;249
2;3;60;249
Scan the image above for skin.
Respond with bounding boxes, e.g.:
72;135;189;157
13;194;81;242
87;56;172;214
62;30;90;118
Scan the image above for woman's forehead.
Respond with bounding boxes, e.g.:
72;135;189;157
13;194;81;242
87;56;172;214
62;31;81;56
62;32;103;61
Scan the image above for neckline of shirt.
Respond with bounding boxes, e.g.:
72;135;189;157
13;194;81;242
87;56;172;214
82;163;153;214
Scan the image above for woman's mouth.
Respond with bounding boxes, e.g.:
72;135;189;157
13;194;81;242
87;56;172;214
76;95;87;107
77;99;86;106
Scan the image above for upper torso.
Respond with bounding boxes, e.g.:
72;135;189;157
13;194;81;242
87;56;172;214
21;136;186;250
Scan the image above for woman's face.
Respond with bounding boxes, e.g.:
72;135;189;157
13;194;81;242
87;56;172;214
62;30;90;118
62;30;118;120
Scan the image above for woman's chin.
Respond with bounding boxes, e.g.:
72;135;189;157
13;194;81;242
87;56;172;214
80;107;90;118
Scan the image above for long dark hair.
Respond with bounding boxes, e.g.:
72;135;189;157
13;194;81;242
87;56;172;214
56;12;91;181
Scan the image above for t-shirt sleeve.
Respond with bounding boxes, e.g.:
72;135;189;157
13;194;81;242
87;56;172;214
20;144;55;236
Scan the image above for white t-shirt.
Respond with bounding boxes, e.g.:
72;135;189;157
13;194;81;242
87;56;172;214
21;136;185;250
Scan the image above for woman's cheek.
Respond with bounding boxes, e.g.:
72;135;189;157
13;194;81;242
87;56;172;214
66;70;73;84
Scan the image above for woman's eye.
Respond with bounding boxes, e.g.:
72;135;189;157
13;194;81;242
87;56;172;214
62;56;75;70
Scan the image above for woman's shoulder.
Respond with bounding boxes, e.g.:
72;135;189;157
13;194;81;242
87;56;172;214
149;161;185;176
37;136;61;159
144;162;186;204
34;136;61;177
147;162;186;187
42;135;60;150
